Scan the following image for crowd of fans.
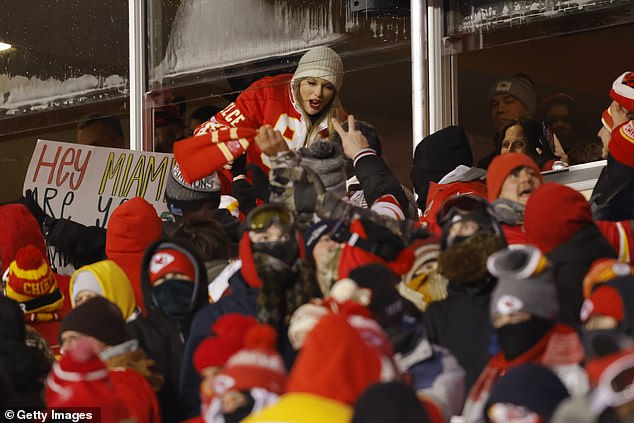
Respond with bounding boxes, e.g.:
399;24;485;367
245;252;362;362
2;45;634;423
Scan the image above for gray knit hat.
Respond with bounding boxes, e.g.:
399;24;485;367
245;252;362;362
489;75;538;114
165;163;221;202
300;140;347;199
293;46;344;92
488;245;559;321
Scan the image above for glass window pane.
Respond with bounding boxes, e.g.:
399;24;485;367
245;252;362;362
0;1;130;203
146;0;413;186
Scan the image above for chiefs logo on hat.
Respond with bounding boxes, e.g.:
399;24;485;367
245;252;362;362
496;295;523;315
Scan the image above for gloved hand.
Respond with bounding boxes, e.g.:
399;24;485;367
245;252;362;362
17;189;47;227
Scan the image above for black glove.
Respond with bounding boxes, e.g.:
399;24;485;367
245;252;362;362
230;154;247;178
17;189;47;226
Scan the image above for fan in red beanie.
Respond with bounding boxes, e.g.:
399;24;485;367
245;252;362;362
486;152;543;245
193;313;257;417
204;324;287;422
524;182;593;254
525;182;618;326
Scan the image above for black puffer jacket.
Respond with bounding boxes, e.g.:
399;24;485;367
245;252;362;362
546;224;617;327
125;237;209;423
422;277;496;393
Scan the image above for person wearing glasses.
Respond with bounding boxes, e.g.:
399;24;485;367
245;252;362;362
178;203;320;421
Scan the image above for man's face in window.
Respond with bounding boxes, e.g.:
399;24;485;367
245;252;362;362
490;94;530;133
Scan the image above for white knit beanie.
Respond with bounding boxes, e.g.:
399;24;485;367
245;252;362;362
293;46;344;92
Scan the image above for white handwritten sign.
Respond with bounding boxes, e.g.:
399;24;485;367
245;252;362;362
24;140;174;274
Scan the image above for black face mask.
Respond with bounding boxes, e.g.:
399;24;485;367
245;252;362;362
153;278;195;323
251;238;299;267
582;328;632;360
497;316;553;361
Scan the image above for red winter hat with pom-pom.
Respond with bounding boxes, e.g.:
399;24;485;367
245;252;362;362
6;245;63;314
213;324;287;395
193;313;257;373
45;338;132;421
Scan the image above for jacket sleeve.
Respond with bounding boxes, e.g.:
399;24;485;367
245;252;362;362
353;149;411;218
46;218;107;268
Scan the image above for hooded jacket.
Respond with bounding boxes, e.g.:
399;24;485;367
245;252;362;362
0;204;71;354
546;224;617;326
106;197;162;314
126;237;209;423
69;259;139;321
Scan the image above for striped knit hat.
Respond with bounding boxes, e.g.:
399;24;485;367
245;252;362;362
5;245;63;316
610;71;634;112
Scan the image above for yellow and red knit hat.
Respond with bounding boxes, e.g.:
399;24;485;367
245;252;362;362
6;245;63;316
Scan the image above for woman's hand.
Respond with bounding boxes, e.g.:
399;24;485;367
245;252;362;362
332;115;369;159
255;124;290;155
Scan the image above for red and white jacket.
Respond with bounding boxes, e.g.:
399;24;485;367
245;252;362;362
175;74;337;183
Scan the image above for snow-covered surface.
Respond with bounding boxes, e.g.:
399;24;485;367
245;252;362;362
0;74;127;115
454;0;630;33
153;0;348;80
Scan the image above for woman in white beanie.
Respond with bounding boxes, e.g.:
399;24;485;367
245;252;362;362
178;46;347;178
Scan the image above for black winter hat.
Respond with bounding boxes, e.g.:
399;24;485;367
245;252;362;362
410;126;473;209
352;381;430;423
59;297;127;346
485;363;569;422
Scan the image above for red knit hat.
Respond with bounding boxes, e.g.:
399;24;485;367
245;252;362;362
580;285;624;323
524;183;593;254
45;338;131;420
583;258;634;299
338;219;414;279
6;245;63;316
213;324;287;395
610;71;634;112
148;248;197;284
286;311;396;405
486;153;542;201
608;120;634;168
193;313;257;373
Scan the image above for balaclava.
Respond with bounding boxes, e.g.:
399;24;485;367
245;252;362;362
436;195;506;284
488;246;558;360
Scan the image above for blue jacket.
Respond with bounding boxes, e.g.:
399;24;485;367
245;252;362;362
178;266;259;420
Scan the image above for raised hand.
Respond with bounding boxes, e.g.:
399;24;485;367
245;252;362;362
331;115;369;159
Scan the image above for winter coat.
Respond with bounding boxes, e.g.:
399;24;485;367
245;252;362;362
194;74;335;168
590;153;634;221
422;278;496;393
242;392;352;423
395;336;466;419
546;224;617;326
0;297;50;408
109;367;162;423
352;149;413;218
461;323;588;423
106;197;163;314
46;218;107;268
127;236;209;423
179;268;259;420
0;204;71;354
69;259;140;321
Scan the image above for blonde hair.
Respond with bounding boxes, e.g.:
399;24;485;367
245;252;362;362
292;78;346;147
